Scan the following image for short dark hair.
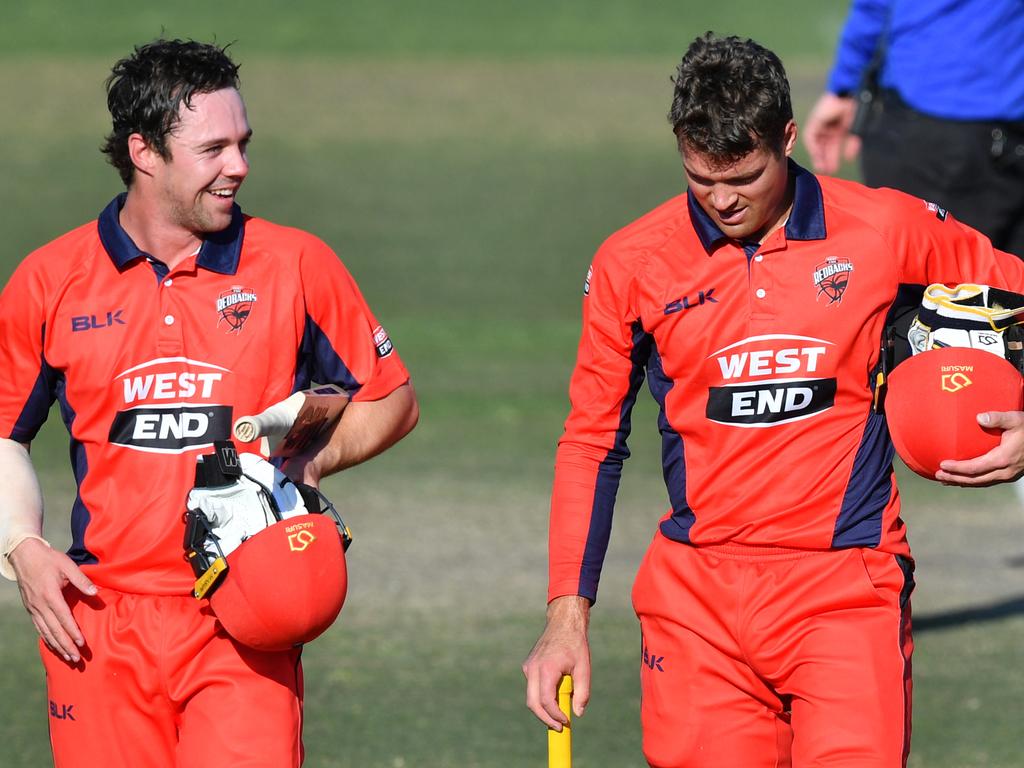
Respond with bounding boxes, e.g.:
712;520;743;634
668;33;792;165
101;39;241;187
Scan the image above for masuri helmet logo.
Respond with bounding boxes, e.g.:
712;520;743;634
941;372;973;393
288;530;316;552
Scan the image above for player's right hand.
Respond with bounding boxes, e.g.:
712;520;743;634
8;538;97;663
522;595;591;730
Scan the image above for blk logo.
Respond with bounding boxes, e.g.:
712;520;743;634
71;310;125;332
642;645;665;672
49;700;76;721
664;288;717;315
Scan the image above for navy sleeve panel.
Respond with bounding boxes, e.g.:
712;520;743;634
66;434;98;565
832;402;895;548
9;323;59;443
646;339;688;515
576;322;651;603
295;313;362;395
646;340;697;544
46;370;97;565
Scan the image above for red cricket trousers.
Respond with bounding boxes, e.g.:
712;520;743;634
632;534;914;767
41;588;304;767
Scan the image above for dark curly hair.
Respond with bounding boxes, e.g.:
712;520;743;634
668;33;792;166
101;39;241;187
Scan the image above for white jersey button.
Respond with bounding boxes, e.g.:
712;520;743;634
164;315;175;325
164;279;173;287
755;288;767;299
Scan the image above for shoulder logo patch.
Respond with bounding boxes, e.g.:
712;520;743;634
584;265;593;296
813;257;853;305
925;201;948;221
217;286;258;333
372;325;394;358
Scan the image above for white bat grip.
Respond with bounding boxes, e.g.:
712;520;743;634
233;393;305;442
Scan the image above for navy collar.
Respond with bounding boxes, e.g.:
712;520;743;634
97;192;245;274
687;159;827;254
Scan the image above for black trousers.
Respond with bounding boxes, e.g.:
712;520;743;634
860;90;1024;258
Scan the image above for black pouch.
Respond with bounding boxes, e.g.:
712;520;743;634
850;60;884;138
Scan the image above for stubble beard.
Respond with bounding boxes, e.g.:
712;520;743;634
166;188;232;237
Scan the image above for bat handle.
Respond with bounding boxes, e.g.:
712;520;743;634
547;675;573;768
233;417;259;442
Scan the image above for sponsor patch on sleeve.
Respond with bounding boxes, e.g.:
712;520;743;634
584;264;593;296
372;325;394;358
924;201;948;221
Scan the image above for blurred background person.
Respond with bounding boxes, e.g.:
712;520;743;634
804;0;1024;258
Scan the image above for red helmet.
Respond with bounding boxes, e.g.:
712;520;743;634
184;444;352;650
885;346;1023;478
210;512;348;651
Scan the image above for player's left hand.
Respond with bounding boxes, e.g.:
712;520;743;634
935;410;1024;486
8;538;97;663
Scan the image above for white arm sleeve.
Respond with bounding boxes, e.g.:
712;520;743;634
0;438;47;580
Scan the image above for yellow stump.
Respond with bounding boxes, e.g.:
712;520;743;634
547;675;573;768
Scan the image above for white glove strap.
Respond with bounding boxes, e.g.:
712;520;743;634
185;452;313;559
187;476;276;557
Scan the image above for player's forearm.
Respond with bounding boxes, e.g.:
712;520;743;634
548;439;621;603
0;438;47;580
314;382;419;477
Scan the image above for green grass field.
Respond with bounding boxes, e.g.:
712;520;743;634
2;3;1022;766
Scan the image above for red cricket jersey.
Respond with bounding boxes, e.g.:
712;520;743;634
0;195;409;594
549;164;1024;603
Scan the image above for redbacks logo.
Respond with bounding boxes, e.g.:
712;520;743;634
705;334;837;427
217;286;258;333
813;257;853;305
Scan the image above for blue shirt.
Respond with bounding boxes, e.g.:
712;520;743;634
827;0;1024;122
